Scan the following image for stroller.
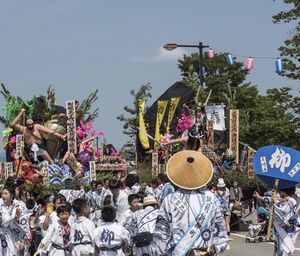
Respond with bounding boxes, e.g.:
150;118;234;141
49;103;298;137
245;206;270;243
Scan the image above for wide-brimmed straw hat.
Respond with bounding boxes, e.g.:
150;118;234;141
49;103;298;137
143;196;159;206
166;150;213;190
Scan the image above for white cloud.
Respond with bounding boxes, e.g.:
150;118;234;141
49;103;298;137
128;46;187;63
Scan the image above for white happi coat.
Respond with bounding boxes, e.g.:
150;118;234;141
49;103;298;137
105;190;129;222
151;189;229;256
58;188;86;204
70;216;95;256
93;222;130;256
127;206;158;255
264;195;300;256
41;219;71;256
0;199;30;256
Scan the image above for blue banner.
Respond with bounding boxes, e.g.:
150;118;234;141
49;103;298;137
253;145;300;189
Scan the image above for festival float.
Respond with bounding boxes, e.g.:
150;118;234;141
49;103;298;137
0;84;127;192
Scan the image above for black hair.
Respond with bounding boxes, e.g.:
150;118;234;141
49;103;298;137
128;194;139;204
108;179;121;189
5;176;15;187
101;205;116;222
258;213;267;220
72;198;88;214
157;173;164;181
103;195;112;206
95;180;103;187
26;198;36;210
151;178;159;187
125;174;136;188
280;186;296;196
57;202;72;215
162;173;170;183
53;194;67;210
90;180;97;186
2;186;15;199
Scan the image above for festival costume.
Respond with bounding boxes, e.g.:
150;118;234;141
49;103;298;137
70;216;95;256
0;199;30;256
25;140;47;161
127;206;159;255
264;196;300;256
58;188;86;204
151;189;228;255
216;188;230;216
105;190;129;222
159;182;175;203
40;219;71;256
93;222;130;256
89;189;107;227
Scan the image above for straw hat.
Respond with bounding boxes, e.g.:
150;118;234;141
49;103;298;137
166;150;213;190
143;196;159;206
217;178;226;188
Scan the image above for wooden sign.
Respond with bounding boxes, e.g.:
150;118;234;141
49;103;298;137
15;135;23;158
152;153;159;177
89;161;97;182
207;119;214;149
229;109;239;163
66;100;77;154
248;148;255;179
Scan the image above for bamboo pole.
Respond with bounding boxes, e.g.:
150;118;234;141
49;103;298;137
266;178;279;241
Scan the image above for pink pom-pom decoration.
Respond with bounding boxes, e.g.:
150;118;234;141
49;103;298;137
207;48;214;58
245;57;254;70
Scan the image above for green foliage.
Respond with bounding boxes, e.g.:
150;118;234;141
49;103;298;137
77;89;99;123
138;159;153;184
272;1;300;79
117;83;152;138
1;83;38;127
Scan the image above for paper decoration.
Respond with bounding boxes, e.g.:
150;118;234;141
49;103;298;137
245;57;254;70
226;54;234;65
208;48;215;58
275;58;283;72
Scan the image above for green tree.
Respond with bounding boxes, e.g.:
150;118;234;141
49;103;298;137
272;0;300;79
117;83;152;138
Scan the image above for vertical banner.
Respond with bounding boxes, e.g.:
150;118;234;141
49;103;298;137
152;153;159;177
89;161;96;182
40;161;50;186
248;148;255;179
15;135;23;158
207;119;214;149
166;97;180;133
6;162;13;178
204;105;226;131
0;162;5;180
229;109;239;163
138;99;150;149
155;101;168;148
66;100;77;154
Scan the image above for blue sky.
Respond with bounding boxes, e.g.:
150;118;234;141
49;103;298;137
1;0;299;153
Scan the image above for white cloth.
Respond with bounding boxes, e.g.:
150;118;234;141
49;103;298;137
70;216;95;256
40;219;70;256
127;206;159;255
93;222;130;256
105;190;129;222
151;189;229;256
0;199;30;256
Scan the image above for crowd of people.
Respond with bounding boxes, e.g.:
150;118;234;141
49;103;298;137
1;154;300;255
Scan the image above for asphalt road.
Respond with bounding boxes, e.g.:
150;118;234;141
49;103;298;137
221;231;300;256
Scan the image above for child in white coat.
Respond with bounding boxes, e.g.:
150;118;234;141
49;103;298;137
34;203;72;256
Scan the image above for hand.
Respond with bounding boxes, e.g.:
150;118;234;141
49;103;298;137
14;208;21;220
46;202;54;217
253;191;259;198
21;108;25;113
33;249;43;256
